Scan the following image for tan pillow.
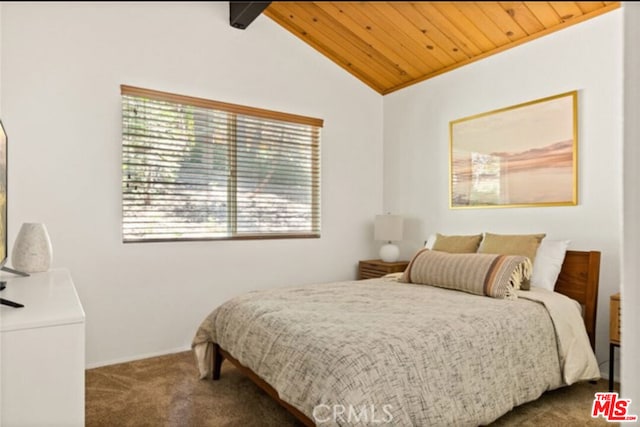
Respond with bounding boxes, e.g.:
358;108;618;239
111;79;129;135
477;233;546;290
432;233;483;253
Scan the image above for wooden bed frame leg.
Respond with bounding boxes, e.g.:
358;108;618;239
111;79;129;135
213;343;224;380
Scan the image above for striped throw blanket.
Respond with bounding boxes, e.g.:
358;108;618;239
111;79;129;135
400;249;532;299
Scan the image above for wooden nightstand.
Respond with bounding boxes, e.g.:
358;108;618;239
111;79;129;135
609;292;620;391
358;259;409;280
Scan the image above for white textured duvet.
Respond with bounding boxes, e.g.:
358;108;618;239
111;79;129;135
193;279;599;426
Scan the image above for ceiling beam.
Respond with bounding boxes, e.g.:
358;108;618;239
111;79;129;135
229;2;272;30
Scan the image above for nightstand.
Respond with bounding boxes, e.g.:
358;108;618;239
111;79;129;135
609;292;620;391
358;259;409;280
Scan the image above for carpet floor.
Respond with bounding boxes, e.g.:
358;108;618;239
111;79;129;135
86;351;618;426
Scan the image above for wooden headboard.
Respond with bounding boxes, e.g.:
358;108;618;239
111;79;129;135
554;250;601;350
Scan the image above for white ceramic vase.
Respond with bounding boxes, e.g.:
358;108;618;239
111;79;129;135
11;223;53;273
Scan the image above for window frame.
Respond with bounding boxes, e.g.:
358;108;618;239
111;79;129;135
121;85;323;243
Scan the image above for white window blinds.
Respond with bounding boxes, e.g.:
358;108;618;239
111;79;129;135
121;85;322;242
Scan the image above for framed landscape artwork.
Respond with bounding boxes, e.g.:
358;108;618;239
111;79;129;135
450;91;578;209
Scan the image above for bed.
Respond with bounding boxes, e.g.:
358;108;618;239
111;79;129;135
192;250;601;426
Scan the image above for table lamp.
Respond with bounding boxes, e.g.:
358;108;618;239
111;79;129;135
374;214;403;262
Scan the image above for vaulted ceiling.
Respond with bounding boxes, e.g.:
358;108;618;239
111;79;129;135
264;2;620;95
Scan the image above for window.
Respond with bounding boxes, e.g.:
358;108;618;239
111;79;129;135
121;85;322;242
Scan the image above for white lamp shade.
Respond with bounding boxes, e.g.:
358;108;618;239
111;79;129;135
374;214;403;242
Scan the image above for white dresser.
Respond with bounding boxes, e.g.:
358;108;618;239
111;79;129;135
0;268;85;426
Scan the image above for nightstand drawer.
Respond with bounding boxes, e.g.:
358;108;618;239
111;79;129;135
610;293;620;344
358;260;409;280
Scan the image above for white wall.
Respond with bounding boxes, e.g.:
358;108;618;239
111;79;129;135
383;11;623;371
622;2;640;410
0;2;2;116
0;2;383;366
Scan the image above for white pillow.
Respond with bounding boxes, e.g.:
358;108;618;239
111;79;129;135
530;239;570;291
424;234;437;249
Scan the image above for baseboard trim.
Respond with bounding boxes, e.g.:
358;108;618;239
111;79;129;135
87;348;620;383
85;345;191;369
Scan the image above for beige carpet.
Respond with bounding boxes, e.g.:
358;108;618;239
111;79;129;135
86;351;617;426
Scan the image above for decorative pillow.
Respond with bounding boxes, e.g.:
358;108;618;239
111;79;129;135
477;232;546;290
400;249;531;299
432;233;483;253
530;239;570;291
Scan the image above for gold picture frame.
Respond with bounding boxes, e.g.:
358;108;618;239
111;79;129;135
450;91;578;209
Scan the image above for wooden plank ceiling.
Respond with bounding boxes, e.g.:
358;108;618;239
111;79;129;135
264;2;620;95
